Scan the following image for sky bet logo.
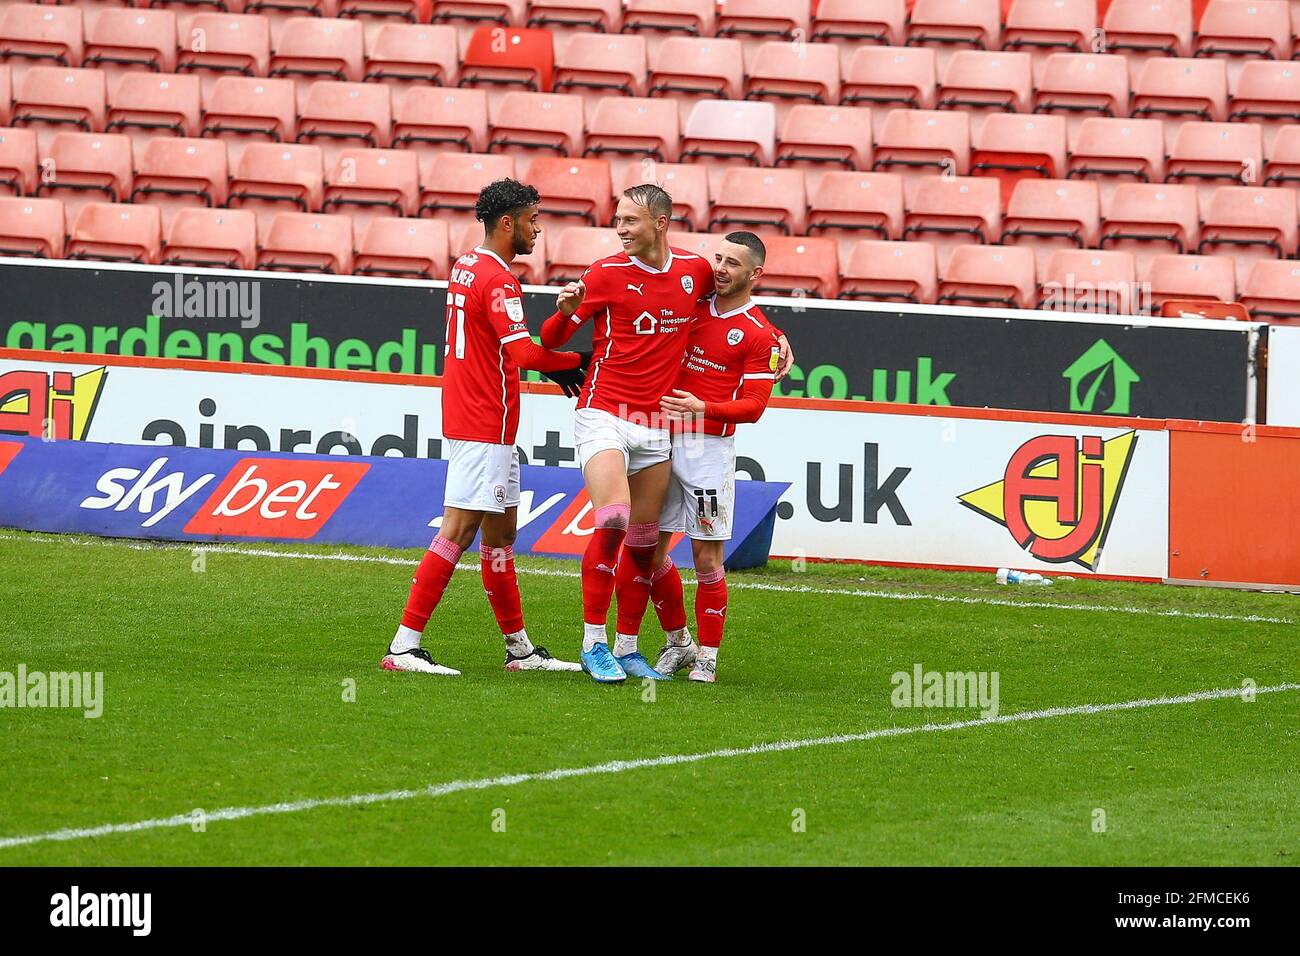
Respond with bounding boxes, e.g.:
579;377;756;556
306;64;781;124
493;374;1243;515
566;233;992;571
0;367;107;440
957;432;1138;570
81;456;368;537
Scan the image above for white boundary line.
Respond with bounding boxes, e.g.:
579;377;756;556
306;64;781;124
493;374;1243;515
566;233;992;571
0;530;1292;625
1;682;1295;851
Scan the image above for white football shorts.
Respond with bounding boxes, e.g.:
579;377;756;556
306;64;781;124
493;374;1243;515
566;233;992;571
444;439;521;514
574;407;671;475
659;432;736;541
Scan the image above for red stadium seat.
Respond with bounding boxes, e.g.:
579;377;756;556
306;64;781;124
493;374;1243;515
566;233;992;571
355;217;449;279
1131;57;1227;122
1193;0;1291;60
488;90;583;156
1240;259;1300;320
1229;61;1300;125
526;156;612;224
1003;0;1095;53
648;37;743;102
681;99;775;167
840;239;937;302
616;160;709;230
1101;183;1200;255
971;113;1067;188
1144;253;1236;308
161;206;257;269
0;127;39;196
812;0;906;46
83;7;177;74
1158;299;1249;320
938;244;1037;308
842;46;936;110
873;109;969;175
429;0;526;27
708;166;806;235
418;151;515;216
622;0;715;37
744;41;841;106
245;0;338;19
525;0;623;32
176;14;271;80
298;81;392;149
258;212;354;273
132;136;230;218
1040;249;1139;313
1066;117;1165;182
545;224;623;281
67;201;161;262
553;32;646;97
584;96;679;162
1262;124;1300;186
1166;122;1262;186
0;194;64;257
716;0;809;41
0;4;84;67
41;131;133;203
393;86;488;153
754;236;838;299
363;24;458;86
937;50;1032;113
807;170;904;240
269;17;364;82
13;66;107;134
338;0;434;22
201;76;297;143
1001;177;1101;255
903;174;1001;245
1032;53;1129;118
323;147;419;217
776;105;873;171
1101;0;1192;58
107;73;201;140
461;26;553;92
668;230;720;261
229;142;325;226
1199;184;1298;284
0;64;10;126
906;0;1001;50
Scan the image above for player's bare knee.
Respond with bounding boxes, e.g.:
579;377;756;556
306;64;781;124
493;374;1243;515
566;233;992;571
692;541;725;575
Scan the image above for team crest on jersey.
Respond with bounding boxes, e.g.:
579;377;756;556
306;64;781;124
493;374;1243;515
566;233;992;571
494;485;506;505
681;275;694;295
727;328;745;346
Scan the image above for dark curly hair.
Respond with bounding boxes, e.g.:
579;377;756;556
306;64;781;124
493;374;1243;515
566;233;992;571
474;178;541;231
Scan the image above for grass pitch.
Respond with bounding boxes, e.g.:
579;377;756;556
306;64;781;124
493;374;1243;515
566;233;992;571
0;530;1297;866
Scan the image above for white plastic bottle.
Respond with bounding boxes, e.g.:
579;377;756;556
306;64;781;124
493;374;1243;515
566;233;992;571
996;568;1052;586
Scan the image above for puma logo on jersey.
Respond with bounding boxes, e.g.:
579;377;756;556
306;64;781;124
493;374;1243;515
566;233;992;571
596;563;617;575
626;282;645;295
704;606;727;617
653;599;665;611
633;575;653;586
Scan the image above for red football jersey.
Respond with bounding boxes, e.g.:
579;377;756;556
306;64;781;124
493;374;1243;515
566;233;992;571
675;296;782;437
563;248;715;421
440;247;532;445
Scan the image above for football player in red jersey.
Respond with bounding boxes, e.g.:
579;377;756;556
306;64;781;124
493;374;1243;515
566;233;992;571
383;179;589;677
638;233;784;683
540;188;793;683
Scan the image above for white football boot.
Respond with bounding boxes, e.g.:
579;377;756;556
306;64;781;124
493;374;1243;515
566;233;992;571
654;631;698;676
381;647;461;676
687;655;716;683
505;645;582;672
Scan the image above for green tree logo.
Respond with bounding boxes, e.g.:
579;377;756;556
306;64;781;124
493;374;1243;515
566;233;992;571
1062;339;1140;414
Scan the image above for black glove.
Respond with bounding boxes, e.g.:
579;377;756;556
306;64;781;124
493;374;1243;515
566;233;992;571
543;362;586;398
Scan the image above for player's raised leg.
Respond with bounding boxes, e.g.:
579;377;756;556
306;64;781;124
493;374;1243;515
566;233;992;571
481;508;581;672
689;539;727;683
577;448;632;683
383;509;481;676
613;459;673;680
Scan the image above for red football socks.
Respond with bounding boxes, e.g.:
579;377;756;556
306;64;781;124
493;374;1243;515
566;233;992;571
400;535;463;632
480;544;524;635
614;522;659;636
695;566;728;648
581;503;630;626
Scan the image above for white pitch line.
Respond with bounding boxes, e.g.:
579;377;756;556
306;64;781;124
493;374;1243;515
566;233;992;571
1;681;1295;852
0;530;1293;625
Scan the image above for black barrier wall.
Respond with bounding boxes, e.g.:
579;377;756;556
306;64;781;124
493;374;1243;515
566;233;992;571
0;260;1257;422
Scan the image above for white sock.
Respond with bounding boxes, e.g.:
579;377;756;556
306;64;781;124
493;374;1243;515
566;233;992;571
504;629;534;657
390;625;422;653
666;626;692;647
613;633;638;657
583;622;608;652
697;645;718;663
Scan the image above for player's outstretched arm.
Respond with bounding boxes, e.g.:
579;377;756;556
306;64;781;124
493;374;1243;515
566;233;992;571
541;279;593;348
661;380;773;426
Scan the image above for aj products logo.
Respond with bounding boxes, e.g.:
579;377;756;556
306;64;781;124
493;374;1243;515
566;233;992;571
1062;339;1140;415
957;431;1138;570
0;367;107;440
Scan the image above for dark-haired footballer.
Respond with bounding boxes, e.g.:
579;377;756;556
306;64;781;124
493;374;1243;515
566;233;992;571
382;179;590;676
